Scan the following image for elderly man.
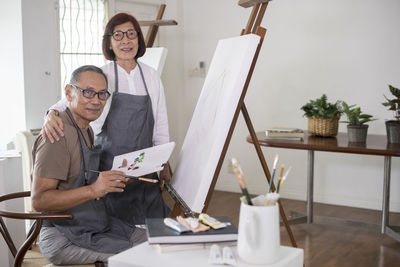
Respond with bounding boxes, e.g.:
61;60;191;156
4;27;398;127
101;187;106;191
32;65;146;265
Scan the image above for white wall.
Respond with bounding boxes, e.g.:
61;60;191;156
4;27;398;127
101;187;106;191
0;0;60;149
0;0;25;150
21;0;60;131
180;0;400;212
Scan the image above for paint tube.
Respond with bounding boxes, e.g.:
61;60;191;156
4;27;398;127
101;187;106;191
199;213;228;229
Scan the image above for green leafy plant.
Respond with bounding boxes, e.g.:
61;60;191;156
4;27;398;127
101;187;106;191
300;94;341;118
382;84;400;121
340;101;377;126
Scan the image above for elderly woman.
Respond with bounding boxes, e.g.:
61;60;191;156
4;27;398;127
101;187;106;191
43;13;170;226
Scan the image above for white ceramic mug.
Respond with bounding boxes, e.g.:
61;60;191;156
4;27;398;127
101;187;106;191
237;196;280;264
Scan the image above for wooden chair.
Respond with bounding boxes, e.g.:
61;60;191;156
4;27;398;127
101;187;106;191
0;191;104;267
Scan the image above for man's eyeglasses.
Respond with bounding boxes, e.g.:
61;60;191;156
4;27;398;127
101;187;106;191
109;29;138;41
70;84;111;101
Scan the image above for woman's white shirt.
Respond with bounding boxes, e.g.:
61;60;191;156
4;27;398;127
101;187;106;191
51;61;169;146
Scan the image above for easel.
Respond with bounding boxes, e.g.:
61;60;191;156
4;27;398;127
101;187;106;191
138;4;178;48
167;0;297;248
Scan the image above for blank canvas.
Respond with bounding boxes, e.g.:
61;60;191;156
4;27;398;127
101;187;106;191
172;34;260;213
138;47;168;75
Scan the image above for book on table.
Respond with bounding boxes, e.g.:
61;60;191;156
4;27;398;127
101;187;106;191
151;241;237;253
264;136;303;141
266;127;302;133
265;127;304;138
145;216;237;244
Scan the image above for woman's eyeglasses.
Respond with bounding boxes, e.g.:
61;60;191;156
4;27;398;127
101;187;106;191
109;29;138;41
70;84;111;101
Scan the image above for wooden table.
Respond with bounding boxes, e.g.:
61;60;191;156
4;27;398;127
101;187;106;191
247;131;400;242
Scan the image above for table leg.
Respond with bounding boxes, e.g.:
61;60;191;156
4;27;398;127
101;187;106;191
307;150;314;224
382;156;391;234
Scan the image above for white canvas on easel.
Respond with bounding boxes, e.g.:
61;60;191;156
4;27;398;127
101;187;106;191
171;34;260;213
138;47;168;75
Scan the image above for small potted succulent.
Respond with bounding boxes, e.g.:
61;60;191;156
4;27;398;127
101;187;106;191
300;94;342;137
382;84;400;143
340;101;377;143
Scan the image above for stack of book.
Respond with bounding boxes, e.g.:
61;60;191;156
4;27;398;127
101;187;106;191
265;127;304;141
145;217;237;253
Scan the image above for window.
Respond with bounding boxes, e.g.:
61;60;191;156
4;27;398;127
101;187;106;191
59;0;107;89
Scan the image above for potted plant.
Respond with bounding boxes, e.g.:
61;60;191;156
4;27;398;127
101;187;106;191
382;84;400;143
340;101;377;143
300;94;342;137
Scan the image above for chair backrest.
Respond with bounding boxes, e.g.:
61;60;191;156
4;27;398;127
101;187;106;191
0;191;75;267
14;131;37;212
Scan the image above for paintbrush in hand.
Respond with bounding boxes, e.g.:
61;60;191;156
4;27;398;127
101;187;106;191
88;170;159;183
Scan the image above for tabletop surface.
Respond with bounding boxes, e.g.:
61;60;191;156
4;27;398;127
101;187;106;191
108;243;303;267
0;150;21;159
247;131;400;156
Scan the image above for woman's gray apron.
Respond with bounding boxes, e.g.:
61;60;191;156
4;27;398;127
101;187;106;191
96;61;170;225
50;108;134;254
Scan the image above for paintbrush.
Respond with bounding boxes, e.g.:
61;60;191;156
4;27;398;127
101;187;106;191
268;154;279;193
230;158;253;205
87;170;159;183
277;166;291;193
125;175;159;183
276;165;285;193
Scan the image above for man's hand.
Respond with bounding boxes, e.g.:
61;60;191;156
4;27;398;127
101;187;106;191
159;163;172;190
43;110;64;143
90;170;128;199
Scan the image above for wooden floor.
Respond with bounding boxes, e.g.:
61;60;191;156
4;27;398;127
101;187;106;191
163;190;400;267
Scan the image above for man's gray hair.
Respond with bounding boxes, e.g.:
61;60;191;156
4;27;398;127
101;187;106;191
69;65;108;86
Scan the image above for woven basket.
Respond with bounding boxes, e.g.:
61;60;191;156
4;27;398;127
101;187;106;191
308;116;340;137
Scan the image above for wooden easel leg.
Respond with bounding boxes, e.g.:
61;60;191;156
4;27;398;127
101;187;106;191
244;3;260;34
145;4;166;47
170;202;185;218
241;103;298;248
252;2;269;33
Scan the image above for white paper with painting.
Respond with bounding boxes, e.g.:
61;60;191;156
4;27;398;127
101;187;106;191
172;34;260;213
111;142;175;177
